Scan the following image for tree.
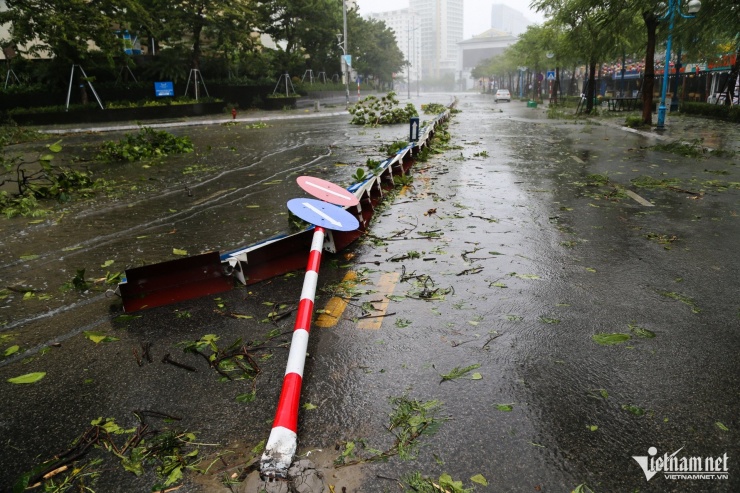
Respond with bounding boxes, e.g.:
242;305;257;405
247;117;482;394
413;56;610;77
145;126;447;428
348;14;405;86
255;0;343;75
0;0;150;65
143;0;257;72
534;0;630;112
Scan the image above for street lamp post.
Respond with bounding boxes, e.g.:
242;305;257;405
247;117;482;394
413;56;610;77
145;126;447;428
336;33;350;107
406;17;419;100
656;0;701;129
338;0;350;106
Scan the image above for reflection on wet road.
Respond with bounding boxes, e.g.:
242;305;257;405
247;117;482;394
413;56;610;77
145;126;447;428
1;94;738;492
297;95;739;492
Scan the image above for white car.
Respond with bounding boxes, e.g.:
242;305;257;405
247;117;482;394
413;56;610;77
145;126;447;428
494;89;511;102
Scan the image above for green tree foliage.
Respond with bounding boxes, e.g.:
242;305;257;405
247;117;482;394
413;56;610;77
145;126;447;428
347;13;406;86
0;0;150;64
140;0;257;72
255;0;342;74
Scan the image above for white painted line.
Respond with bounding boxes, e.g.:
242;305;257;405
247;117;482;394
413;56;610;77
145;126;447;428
625;190;654;207
303;202;342;227
304;180;351;201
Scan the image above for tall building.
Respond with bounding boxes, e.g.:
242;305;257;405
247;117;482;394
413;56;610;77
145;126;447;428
367;9;422;89
409;0;464;79
490;4;531;36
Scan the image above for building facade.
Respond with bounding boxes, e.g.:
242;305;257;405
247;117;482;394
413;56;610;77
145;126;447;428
490;4;531;37
367;9;422;90
456;28;519;90
409;0;464;80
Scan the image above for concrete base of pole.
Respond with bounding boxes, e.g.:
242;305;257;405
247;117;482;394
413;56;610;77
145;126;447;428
242;459;325;493
261;426;297;479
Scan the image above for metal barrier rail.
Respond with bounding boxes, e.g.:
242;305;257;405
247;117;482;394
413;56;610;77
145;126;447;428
117;109;451;312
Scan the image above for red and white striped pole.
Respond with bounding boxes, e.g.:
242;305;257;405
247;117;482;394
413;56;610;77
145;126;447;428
261;226;325;478
261;178;359;479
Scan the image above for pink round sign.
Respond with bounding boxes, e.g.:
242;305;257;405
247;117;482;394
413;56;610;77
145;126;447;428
296;176;359;207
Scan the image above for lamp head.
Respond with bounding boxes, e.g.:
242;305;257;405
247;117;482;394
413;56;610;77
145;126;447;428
687;0;701;14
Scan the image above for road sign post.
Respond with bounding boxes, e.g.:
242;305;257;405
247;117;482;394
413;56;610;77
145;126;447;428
261;178;359;480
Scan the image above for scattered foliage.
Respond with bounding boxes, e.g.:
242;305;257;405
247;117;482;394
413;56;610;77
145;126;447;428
97;127;194;162
420;103;448;115
348;92;418;125
13;413;201;492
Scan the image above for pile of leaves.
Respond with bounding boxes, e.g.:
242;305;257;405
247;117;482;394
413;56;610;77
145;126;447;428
13;412;201;492
1;140;109;218
97;127;194;161
421;103;447;115
334;395;446;466
348;92;418;125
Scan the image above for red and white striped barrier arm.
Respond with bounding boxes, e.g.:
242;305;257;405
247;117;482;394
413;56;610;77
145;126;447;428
260;226;325;478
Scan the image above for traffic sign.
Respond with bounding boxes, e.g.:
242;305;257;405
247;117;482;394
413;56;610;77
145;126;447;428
297;176;359;207
546;71;556;81
343;55;352;68
409;117;420;141
287;198;359;232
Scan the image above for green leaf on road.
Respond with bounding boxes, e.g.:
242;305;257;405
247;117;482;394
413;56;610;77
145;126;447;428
83;331;119;344
173;248;188;256
716;422;729;432
440;363;480;382
622;404;645;416
495;403;514;412
7;372;46;384
588;425;599;432
592;333;631;345
4;345;20;357
470;372;482;380
101;260;115;268
629;324;656;338
471;473;488;486
302;402;318;410
236;391;256;403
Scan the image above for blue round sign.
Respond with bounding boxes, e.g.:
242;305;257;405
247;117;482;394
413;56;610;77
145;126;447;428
287;198;359;232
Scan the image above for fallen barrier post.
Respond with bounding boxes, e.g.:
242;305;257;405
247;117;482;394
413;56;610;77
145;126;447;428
260;179;359;479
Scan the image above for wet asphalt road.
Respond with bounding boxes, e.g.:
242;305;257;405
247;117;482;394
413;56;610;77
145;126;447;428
1;94;739;492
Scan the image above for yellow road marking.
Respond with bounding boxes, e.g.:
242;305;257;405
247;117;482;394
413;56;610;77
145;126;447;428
315;271;357;328
357;272;400;330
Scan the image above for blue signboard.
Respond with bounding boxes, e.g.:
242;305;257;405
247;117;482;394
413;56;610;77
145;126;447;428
287;198;359;232
154;81;174;97
546;71;556;81
409;117;420;141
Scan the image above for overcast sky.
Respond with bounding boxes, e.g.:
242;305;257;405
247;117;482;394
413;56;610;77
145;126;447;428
355;0;546;39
